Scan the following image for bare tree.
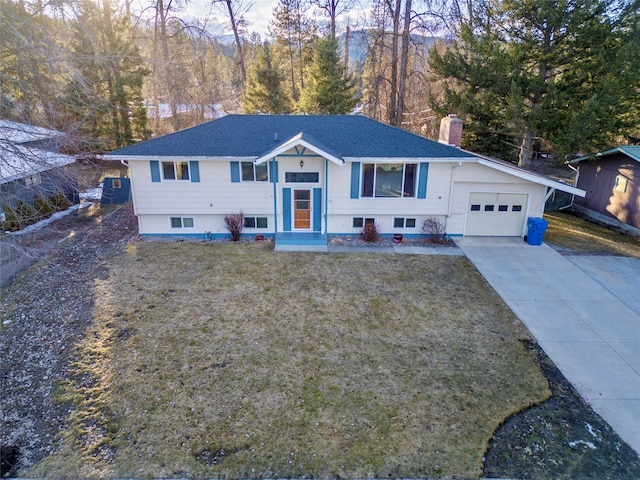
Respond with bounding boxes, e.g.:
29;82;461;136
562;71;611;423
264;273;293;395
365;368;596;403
213;0;251;90
312;0;353;39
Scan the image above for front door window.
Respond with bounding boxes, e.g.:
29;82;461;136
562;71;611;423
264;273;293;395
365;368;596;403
293;189;311;230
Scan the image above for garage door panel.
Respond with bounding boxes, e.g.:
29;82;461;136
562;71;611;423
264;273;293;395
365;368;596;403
466;193;527;236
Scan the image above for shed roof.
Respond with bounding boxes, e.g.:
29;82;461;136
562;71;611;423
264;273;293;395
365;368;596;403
0;143;75;184
106;114;476;160
0;119;65;144
570;146;640;164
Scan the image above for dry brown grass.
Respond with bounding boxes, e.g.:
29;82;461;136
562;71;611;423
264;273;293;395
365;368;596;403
544;211;640;259
32;243;548;479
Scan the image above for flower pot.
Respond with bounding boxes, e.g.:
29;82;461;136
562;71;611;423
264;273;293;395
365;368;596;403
255;234;264;241
393;233;403;244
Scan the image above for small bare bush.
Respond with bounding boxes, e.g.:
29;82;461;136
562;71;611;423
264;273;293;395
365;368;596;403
422;217;446;242
360;222;380;242
224;212;244;241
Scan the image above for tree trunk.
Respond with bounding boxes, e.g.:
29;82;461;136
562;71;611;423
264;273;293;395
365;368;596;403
225;0;246;89
343;25;350;77
156;0;179;131
396;0;411;128
387;0;401;126
519;125;533;168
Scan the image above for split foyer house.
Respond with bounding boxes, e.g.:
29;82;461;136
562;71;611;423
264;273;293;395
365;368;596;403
105;114;585;247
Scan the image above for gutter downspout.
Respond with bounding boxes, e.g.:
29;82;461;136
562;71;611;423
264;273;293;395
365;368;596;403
272;158;278;239
324;158;329;237
446;162;461;231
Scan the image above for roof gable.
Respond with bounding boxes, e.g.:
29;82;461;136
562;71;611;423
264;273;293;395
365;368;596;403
106;115;476;160
255;132;345;165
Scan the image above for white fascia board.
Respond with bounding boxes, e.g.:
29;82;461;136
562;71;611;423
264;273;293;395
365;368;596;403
477;158;586;197
102;155;258;162
255;138;344;166
344;156;475;163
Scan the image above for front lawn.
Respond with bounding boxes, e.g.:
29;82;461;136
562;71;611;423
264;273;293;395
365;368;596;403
544;211;640;259
32;243;548;479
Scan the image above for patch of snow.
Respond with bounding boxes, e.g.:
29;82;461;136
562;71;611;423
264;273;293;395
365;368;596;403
80;184;103;200
569;440;597;450
585;422;599;438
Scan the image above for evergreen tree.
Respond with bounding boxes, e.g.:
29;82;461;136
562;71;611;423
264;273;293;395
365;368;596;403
429;0;639;167
297;37;358;114
65;0;149;149
269;0;317;102
242;42;292;114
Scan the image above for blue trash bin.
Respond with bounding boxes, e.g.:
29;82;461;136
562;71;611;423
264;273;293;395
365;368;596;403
526;217;549;246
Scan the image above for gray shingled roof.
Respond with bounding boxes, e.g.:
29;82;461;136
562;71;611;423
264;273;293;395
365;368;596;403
107;115;475;159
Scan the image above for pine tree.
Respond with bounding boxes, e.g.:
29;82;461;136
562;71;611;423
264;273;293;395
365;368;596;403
65;0;149;149
242;42;292;114
297;37;358;114
429;0;639;166
269;0;317;102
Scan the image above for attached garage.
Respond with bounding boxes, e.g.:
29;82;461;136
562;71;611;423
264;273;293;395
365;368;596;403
465;192;528;236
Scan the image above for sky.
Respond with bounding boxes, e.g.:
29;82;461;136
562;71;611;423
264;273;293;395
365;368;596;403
186;0;367;40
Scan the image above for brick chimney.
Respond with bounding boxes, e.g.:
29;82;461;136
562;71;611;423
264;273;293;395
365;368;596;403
438;114;463;148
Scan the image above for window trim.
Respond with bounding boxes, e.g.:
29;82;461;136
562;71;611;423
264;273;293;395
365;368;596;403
614;175;628;193
162;161;190;181
361;162;418;198
393;217;417;229
353;217;376;228
285;172;320;183
169;216;195;229
244;216;269;229
241;161;269;182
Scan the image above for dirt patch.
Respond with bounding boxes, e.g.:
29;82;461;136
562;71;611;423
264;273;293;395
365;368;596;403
1;206;639;479
483;341;640;479
0;204;137;477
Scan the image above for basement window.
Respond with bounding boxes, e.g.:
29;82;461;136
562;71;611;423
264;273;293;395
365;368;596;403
353;217;375;228
244;216;268;229
393;217;417;228
170;217;194;229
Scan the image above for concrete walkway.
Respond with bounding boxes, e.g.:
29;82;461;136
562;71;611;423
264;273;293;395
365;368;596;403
455;237;640;456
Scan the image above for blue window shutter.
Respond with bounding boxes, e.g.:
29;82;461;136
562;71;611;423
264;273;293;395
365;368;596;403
417;162;429;199
350;162;360;199
313;188;322;232
150;160;161;182
189;161;200;182
269;160;278;183
230;161;240;183
283;188;292;231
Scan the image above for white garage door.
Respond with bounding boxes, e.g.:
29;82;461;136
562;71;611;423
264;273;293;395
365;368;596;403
465;193;528;236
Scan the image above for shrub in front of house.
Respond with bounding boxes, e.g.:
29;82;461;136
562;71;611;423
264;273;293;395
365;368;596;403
360;222;380;242
224;212;244;241
422;217;447;243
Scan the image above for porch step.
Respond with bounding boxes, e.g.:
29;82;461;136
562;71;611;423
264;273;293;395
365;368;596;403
275;232;327;246
274;244;328;252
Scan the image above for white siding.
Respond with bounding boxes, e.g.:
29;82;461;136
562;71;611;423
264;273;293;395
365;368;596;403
326;161;453;234
447;163;547;236
129;160;274;215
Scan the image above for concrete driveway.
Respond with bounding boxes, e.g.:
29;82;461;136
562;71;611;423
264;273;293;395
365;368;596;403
455;237;640;456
